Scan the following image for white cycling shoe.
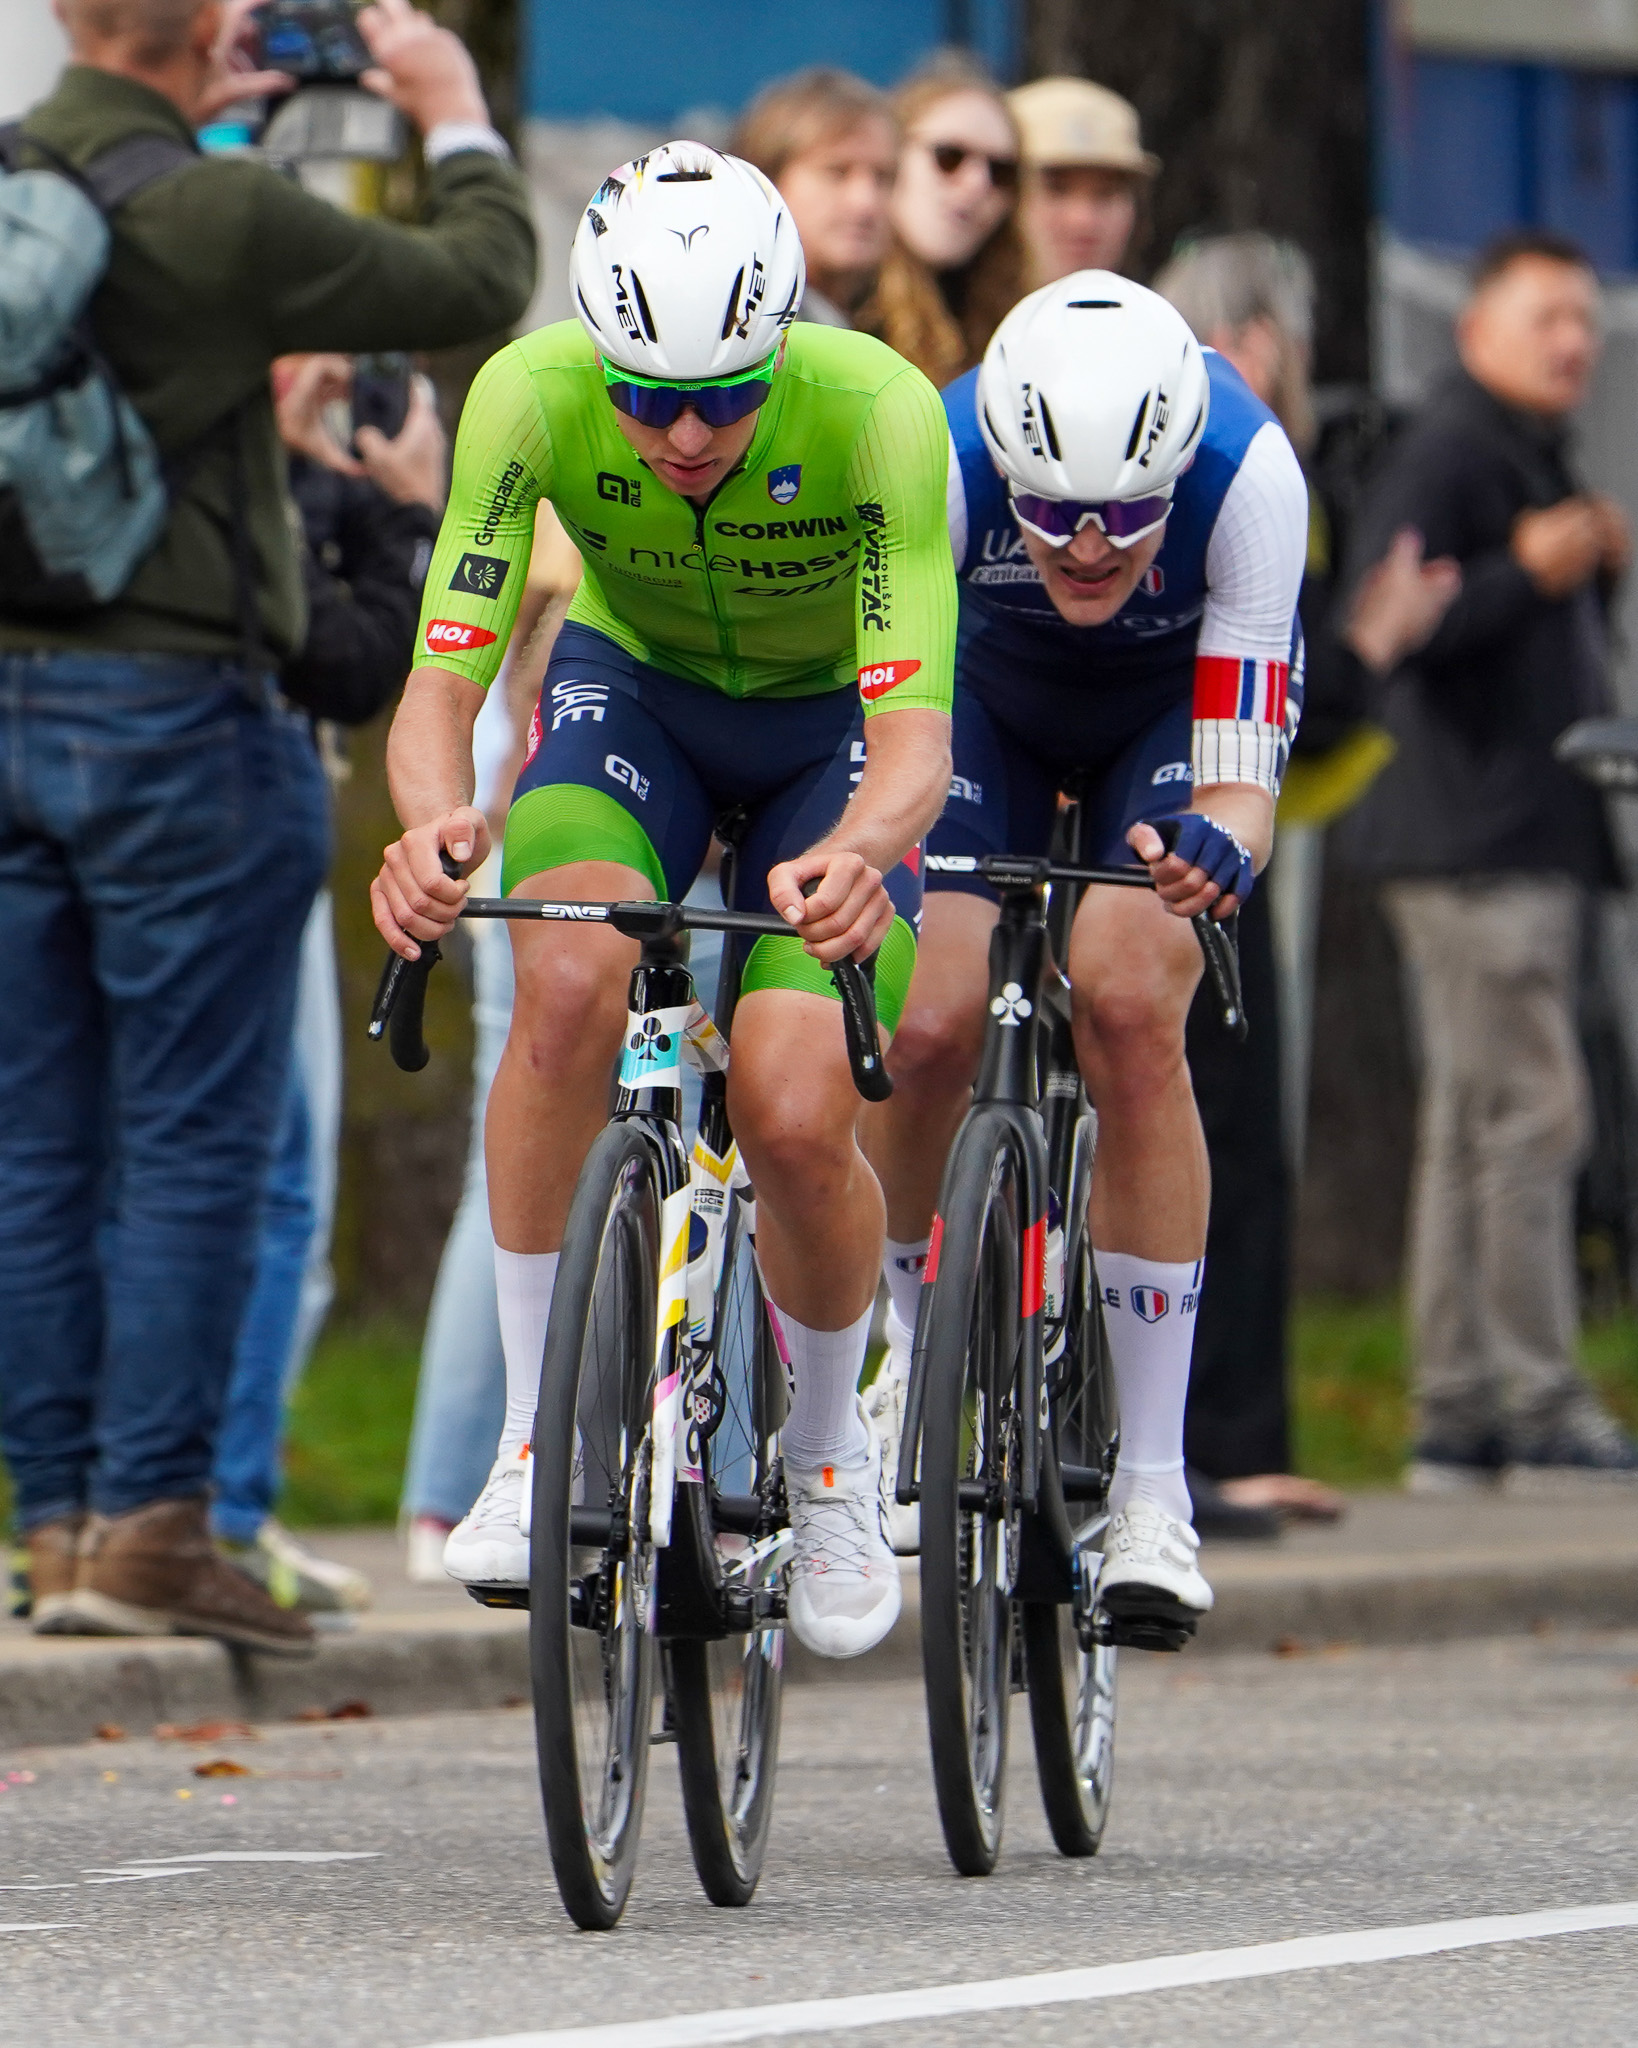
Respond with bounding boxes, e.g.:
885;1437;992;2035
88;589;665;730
443;1448;530;1589
863;1305;920;1555
786;1402;902;1659
1097;1499;1214;1619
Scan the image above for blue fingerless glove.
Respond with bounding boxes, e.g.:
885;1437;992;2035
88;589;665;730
1152;813;1255;905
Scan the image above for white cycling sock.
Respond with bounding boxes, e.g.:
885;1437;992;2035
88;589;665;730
771;1299;874;1469
494;1247;560;1463
1094;1249;1201;1523
882;1234;931;1338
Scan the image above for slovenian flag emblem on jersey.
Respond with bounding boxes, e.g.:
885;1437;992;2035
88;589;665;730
1194;654;1288;725
1130;1286;1169;1323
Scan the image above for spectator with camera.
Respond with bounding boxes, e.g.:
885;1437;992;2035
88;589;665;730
0;0;535;1655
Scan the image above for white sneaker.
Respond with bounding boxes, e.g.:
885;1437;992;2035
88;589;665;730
404;1515;455;1586
1098;1500;1214;1615
443;1449;530;1588
786;1402;902;1659
863;1306;919;1554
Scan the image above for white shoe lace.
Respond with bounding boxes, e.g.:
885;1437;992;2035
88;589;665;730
466;1460;525;1532
790;1472;889;1582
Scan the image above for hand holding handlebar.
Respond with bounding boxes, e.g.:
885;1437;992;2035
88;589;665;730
767;848;894;964
371;809;487;961
1130;813;1254;920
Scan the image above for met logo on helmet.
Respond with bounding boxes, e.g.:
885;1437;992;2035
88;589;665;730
425;619;498;654
859;659;921;702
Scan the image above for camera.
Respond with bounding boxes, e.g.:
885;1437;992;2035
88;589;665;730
251;0;373;84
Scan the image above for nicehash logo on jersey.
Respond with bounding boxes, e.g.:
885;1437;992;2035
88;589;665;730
449;552;509;599
767;464;801;505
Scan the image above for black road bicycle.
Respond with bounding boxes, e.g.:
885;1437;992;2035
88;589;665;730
895;817;1244;1878
371;870;890;1930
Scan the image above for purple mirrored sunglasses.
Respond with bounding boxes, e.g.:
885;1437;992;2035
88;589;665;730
1009;486;1174;550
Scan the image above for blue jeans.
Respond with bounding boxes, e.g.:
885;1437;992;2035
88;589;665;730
212;893;342;1543
0;653;328;1529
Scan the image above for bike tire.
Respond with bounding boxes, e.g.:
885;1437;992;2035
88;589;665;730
530;1120;663;1931
1025;1111;1118;1855
919;1107;1027;1878
670;1186;786;1906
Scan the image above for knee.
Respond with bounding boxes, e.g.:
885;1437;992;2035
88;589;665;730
731;1091;854;1208
888;996;984;1101
509;947;626;1077
1075;975;1189;1092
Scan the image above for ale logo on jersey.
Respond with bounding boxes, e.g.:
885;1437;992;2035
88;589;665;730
859;658;921;702
425;619;498;653
1131;1286;1169;1323
767;464;801;505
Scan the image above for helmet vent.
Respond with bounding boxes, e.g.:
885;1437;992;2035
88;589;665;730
1066;299;1121;309
630;271;659;342
1183;401;1206;448
1123;393;1151;462
656;168;713;182
720;265;746;341
1037;394;1062;462
575;285;603;334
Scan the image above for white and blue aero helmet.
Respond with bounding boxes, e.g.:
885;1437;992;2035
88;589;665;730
977;270;1210;500
569;141;805;380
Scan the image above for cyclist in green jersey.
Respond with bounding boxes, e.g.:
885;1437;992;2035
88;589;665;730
372;142;956;1658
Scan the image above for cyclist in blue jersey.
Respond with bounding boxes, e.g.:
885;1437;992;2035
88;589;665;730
864;274;1307;1635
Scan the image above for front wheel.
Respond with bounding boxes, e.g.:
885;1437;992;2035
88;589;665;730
530;1121;664;1931
919;1108;1028;1878
669;1185;786;1906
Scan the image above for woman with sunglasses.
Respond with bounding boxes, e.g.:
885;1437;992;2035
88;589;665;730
370;142;956;1662
860;275;1309;1640
858;53;1025;388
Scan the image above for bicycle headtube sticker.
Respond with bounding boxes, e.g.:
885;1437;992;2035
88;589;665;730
425;618;499;654
619;1004;691;1091
858;658;921;703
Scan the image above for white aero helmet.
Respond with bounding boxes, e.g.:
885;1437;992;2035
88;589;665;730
569;141;805;380
978;270;1209;509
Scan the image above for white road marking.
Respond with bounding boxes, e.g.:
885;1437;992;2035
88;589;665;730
421;1901;1638;2048
82;1868;209;1885
0;1923;78;1935
124;1851;381;1866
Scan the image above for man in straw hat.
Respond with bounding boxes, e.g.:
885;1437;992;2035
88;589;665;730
1007;75;1158;287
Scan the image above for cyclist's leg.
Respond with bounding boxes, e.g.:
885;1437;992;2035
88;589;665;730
448;632;712;1585
861;690;1057;1326
1066;701;1213;1614
721;708;922;1655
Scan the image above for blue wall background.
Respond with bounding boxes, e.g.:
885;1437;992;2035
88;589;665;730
521;0;1019;126
1377;12;1638;271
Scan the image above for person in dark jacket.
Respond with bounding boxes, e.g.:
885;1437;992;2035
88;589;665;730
1347;229;1638;1489
1;0;535;1656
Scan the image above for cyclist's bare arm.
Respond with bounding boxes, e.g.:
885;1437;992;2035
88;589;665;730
768;705;951;966
374;663;489;959
1128;781;1274;921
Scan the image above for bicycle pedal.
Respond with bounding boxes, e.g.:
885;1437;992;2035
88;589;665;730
465;1584;530;1612
1092;1591;1198;1653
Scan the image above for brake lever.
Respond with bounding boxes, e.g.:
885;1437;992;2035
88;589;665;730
1149;818;1250;1040
367;849;461;1072
799;877;893;1101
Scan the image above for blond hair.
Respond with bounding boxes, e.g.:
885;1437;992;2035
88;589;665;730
858;52;1025;388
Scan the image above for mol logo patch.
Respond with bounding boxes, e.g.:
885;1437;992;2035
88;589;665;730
767;464;801;505
425;619;497;654
859;658;921;702
1130;1286;1169;1323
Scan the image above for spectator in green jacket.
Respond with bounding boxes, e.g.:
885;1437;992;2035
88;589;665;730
0;0;536;1657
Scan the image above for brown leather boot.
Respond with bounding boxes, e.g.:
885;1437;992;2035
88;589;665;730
25;1512;87;1633
72;1497;315;1658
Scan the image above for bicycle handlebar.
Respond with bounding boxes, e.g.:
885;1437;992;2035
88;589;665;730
923;848;1248;1039
368;890;893;1100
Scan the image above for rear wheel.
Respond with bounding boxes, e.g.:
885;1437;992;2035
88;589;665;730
530;1122;663;1931
920;1108;1027;1877
669;1185;787;1906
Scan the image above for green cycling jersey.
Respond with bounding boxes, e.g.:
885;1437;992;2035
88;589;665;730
416;320;956;718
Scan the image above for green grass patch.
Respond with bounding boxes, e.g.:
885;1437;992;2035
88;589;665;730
278;1318;421;1528
1290;1296;1412;1488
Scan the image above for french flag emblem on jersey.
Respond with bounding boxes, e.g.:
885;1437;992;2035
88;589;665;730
1194;654;1288;725
1130;1286;1169;1323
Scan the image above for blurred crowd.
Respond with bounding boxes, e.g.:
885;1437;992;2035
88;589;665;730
3;2;1634;1644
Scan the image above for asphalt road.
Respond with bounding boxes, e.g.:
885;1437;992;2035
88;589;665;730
2;1630;1636;2048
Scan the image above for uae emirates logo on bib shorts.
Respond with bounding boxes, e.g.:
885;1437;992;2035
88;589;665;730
425;619;498;654
859;658;921;703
